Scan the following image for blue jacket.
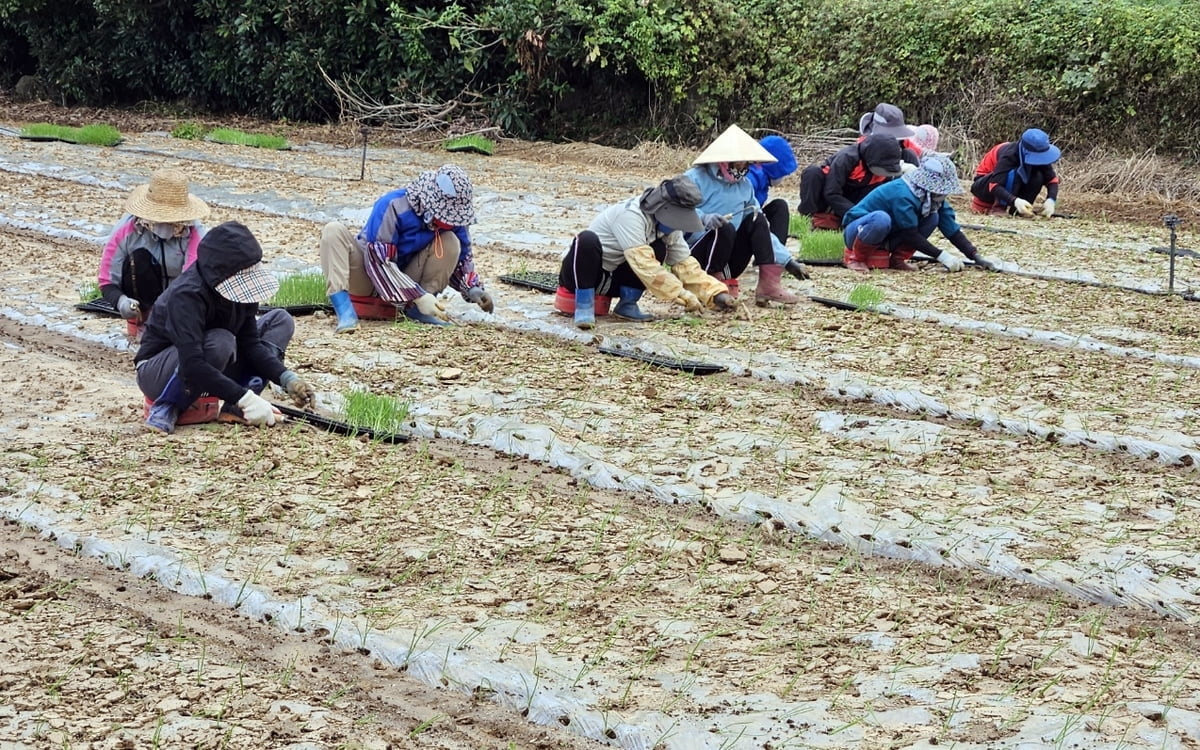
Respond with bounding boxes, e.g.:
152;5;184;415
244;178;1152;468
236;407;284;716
684;164;790;264
842;179;963;239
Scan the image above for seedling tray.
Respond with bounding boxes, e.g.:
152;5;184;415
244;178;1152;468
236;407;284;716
798;258;844;267
598;346;727;375
259;303;332;316
75;298;121;317
273;403;410;443
1150;246;1200;259
499;270;560;293
808;295;861;312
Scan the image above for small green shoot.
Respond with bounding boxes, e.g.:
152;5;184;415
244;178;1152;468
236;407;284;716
77;280;101;303
20;122;122;146
339;390;412;438
171;121;210;140
443;134;495;155
847;283;884;311
788;214;810;240
799;230;846;261
206;128;290;150
267;272;327;307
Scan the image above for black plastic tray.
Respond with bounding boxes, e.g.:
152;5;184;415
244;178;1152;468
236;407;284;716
19;134;124;146
75;298;121;317
273;403;409;443
797;258;844;267
1150;246;1200;259
598;346;727;375
808;295;862;312
259;303;332;316
499;270;559;293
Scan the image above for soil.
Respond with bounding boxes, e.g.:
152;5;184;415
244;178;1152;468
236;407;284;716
2;98;1200;749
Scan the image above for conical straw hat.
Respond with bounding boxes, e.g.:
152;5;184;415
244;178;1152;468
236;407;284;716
124;169;210;223
692;124;777;165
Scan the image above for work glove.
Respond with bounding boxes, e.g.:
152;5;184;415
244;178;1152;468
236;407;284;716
675;289;704;312
414;293;449;321
1041;198;1056;219
117;295;141;321
974;256;997;272
237;390;278;427
279;370;315;408
466;286;494;313
899;161;919;175
701;213;729;231
1012;198;1034;217
936;250;965;273
713;292;736;311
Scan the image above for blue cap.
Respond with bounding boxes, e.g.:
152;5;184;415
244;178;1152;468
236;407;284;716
1019;128;1061;166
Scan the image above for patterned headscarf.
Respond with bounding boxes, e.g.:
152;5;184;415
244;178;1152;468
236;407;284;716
903;154;963;217
406;164;475;226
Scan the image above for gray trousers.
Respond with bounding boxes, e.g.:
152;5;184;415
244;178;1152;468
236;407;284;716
136;309;294;400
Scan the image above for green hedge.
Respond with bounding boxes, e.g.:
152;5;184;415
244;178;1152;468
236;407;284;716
2;0;1198;154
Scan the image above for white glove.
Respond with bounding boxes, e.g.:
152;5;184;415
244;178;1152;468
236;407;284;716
899;161;919;175
1042;198;1056;219
1012;198;1034;217
237;390;278;427
936;250;965;272
414;293;449;321
465;286;493;313
117;295;140;321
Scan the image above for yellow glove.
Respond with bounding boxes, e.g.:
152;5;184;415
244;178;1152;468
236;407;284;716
625;245;685;302
675;290;703;312
670;256;729;308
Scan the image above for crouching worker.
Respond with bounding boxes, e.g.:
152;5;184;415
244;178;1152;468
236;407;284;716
320;164;492;332
135;222;316;434
970;128;1061;217
841;154;996;273
558;175;734;330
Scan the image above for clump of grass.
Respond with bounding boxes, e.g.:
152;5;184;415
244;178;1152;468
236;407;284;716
206;128;290;150
339;390;411;438
788;214;810;240
847;283;884;311
443;134;495;155
171;121;210;140
799;230;846;261
77;280;101;303
268;272;327;307
20;122;122;146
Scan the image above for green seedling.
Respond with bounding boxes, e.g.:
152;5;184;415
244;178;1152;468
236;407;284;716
799;230;845;261
77;280;101;303
847;283;884;311
788;214;809;240
206;128;290;150
443;134;496;155
21;122;122;146
339;390;412;437
170;121;210;140
267;271;327;307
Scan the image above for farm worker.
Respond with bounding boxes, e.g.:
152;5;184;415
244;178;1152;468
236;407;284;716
685;124;809;307
841;153;997;273
319;164;492;331
798;135;905;231
970;128;1061;217
97;168;209;335
908;124;940;157
746;135;800;251
135;221;315;434
557;174;734;330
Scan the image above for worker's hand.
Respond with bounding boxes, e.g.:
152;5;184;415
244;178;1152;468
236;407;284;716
713;292;736;311
1041;198;1056;219
1012;198;1034;217
414;293;449;321
974;256;997;272
237;390;278;427
117;295;141;321
675;289;704;312
701;213;729;231
936;250;965;273
466;286;494;313
279;370;315;408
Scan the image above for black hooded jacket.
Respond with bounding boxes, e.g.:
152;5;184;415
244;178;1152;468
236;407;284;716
134;221;286;403
821;136;903;217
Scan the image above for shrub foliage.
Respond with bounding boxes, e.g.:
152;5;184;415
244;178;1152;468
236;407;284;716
1;0;1198;153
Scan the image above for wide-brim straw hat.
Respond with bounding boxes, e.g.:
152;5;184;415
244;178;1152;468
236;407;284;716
692;124;777;165
125;168;210;223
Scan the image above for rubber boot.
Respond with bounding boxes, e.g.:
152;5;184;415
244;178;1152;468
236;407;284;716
842;237;875;273
754;264;799;306
573;288;596;330
889;246;919;271
712;271;739;299
329;290;359;333
613;286;654;322
145;371;194;434
784;258;811;281
403;304;451;326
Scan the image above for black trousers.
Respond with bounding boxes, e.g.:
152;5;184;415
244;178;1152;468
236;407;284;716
559;231;668;294
689;212;776;279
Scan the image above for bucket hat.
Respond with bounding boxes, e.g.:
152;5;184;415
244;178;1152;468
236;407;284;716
1018;128;1061;166
911;124;940;154
640;175;704;233
124;169;210;223
906;154;964;195
858;103;915;139
406;164;475;226
693;125;777;165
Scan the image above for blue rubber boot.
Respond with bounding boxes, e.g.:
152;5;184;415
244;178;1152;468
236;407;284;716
403;304;451;326
329;290;359;333
145;371;194;434
613;286;654;322
573;288;596;330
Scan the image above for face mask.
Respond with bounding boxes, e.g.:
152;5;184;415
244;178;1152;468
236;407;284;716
150;222;180;240
715;163;749;184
